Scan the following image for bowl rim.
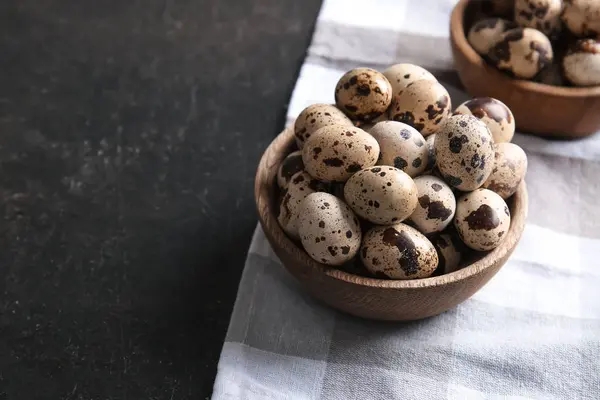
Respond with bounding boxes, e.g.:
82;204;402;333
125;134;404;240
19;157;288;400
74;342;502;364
255;126;529;290
450;0;600;98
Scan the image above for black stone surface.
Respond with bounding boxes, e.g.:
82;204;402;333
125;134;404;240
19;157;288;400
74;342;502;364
0;0;322;398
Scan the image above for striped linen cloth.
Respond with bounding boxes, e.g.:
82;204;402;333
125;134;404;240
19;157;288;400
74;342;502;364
212;0;600;399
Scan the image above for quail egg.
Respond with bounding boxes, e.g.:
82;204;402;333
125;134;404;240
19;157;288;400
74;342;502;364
430;231;466;275
369;121;429;177
454;188;511;251
344;166;418;225
298;192;362;266
454;97;515;143
360;223;438;279
434;114;495;191
277;171;329;240
488;27;554;79
563;39;600;86
561;0;600;38
382;63;437;97
468;18;519;55
294;104;352;149
514;0;563;38
410;176;456;234
389;80;452;136
334;68;393;122
302;124;380;182
277;150;304;189
483;143;528;199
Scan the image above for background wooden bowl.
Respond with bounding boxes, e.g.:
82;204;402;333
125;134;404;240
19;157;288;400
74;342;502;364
254;127;528;321
450;0;600;139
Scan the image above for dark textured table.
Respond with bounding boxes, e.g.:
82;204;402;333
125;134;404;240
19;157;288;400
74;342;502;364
0;1;321;398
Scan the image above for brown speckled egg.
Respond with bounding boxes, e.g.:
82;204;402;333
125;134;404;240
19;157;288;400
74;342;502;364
488;28;553;79
410;176;456;234
298;192;362;265
277;171;328;240
424;134;437;173
344;166;418;225
302;125;380;182
294;104;352;149
454;189;511;251
454;97;515;143
389;80;452;137
563;39;600;86
360;223;438;279
369;121;429;177
483;143;528;199
334;68;393;122
382;64;437;97
434;114;495;191
515;0;563;38
562;0;600;38
430;231;465;275
277;151;304;189
468;18;518;55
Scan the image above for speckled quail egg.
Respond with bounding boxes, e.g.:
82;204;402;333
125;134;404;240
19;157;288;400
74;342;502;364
302;124;379;182
514;0;563;38
344;166;418;225
389;80;452;137
454;97;515;143
561;0;600;38
563;39;600;86
277;171;329;240
410;176;456;234
468;18;519;55
382;64;437;97
483;143;528;199
298;192;362;266
294;104;352;149
277;150;304;189
424;134;437;173
488;27;554;79
434;114;495;191
360;223;438;279
334;68;393;122
369;121;429;177
454;188;511;251
430;231;465;275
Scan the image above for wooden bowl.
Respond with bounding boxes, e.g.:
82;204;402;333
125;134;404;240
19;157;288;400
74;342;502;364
450;0;600;139
254;127;528;321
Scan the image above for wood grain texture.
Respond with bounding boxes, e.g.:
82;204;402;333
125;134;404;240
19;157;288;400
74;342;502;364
450;0;600;139
254;126;528;321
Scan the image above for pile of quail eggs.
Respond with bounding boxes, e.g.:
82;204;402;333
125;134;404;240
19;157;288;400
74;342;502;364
276;64;528;280
468;0;600;86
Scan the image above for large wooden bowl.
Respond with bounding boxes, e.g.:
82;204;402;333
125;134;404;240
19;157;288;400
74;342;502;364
254;127;528;321
450;0;600;139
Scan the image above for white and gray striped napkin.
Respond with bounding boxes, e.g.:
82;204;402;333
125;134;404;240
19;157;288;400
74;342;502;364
212;1;600;399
